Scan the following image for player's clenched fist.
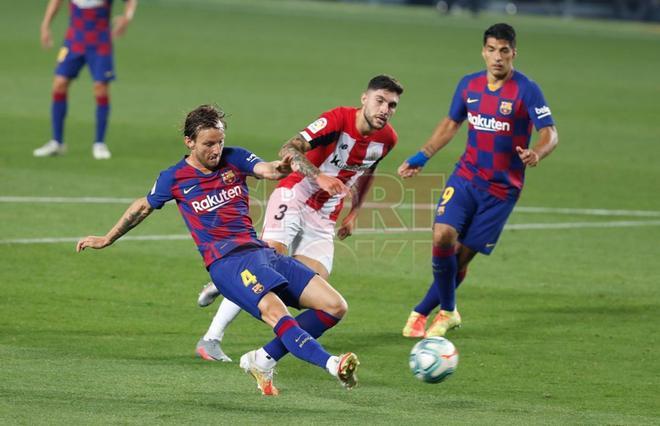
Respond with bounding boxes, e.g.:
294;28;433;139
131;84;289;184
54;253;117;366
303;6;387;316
397;161;422;179
516;146;540;167
316;173;349;196
398;151;429;179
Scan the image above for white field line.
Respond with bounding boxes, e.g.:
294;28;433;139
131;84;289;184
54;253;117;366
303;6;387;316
363;202;660;217
0;196;135;204
2;235;192;245
2;196;659;217
354;220;660;234
2;196;660;245
3;220;660;245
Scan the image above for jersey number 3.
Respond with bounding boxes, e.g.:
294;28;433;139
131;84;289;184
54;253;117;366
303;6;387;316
274;204;288;220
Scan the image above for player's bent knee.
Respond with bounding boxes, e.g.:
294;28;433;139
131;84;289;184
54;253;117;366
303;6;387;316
325;294;348;319
257;292;290;328
433;224;458;247
53;77;70;93
93;82;109;97
298;275;347;318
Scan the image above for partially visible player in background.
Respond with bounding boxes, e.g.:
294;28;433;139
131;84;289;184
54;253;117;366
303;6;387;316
76;104;360;396
398;23;558;338
34;0;138;160
194;75;403;362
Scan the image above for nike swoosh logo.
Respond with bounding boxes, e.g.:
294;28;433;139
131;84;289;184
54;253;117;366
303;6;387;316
467;98;479;104
485;243;496;248
183;185;197;194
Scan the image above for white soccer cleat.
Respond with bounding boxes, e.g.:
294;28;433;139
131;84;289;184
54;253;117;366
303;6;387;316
92;142;112;160
33;140;66;157
197;282;221;307
239;350;279;396
195;338;232;362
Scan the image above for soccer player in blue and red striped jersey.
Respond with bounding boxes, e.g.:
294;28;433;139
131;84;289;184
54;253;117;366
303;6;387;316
34;0;138;160
398;23;559;338
76;105;359;395
194;76;403;363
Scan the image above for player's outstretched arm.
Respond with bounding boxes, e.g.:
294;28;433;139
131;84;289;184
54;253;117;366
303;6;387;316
398;117;461;179
516;125;558;167
253;160;292;181
76;197;153;252
337;167;375;240
280;135;348;196
40;0;64;49
112;0;137;38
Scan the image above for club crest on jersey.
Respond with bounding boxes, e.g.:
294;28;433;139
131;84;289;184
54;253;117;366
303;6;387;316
221;169;236;185
499;101;513;116
307;118;327;134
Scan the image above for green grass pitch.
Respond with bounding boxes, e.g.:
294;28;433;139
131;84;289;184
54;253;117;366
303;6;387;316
1;0;659;424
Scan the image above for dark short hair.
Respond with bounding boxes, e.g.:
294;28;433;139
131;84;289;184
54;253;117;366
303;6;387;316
483;23;516;48
367;74;404;95
183;104;227;140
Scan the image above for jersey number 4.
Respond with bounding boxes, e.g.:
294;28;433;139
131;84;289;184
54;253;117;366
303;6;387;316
241;269;258;287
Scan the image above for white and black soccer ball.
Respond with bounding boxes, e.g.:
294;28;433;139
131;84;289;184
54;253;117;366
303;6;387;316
409;337;459;383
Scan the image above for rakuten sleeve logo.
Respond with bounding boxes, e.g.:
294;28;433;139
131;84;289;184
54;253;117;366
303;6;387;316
307;117;327;134
535;106;552;119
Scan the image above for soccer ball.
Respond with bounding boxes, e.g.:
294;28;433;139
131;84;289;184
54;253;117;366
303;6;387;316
409;337;459;383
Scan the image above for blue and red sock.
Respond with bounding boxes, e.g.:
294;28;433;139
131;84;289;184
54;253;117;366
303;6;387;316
414;249;465;315
51;91;67;143
273;315;331;369
433;245;458;312
414;282;439;316
264;310;339;361
95;95;110;143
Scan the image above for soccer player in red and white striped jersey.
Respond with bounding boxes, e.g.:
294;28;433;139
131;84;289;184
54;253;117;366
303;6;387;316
195;76;403;365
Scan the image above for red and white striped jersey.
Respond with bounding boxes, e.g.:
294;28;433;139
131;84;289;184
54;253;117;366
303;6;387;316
278;106;398;222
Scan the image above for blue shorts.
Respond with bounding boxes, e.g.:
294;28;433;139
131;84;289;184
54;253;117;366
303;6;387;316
434;174;516;255
54;45;115;82
208;247;317;320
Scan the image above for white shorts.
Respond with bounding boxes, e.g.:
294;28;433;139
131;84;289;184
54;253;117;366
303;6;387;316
261;187;336;273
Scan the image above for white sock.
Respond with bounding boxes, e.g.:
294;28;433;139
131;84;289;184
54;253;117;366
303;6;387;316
254;348;277;370
326;356;340;377
203;298;242;341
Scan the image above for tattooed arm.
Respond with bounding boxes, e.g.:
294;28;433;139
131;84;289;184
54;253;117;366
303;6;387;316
279;134;348;196
76;197;154;252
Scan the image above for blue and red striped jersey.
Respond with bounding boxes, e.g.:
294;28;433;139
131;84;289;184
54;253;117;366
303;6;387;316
448;70;554;200
146;147;267;267
65;0;117;56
